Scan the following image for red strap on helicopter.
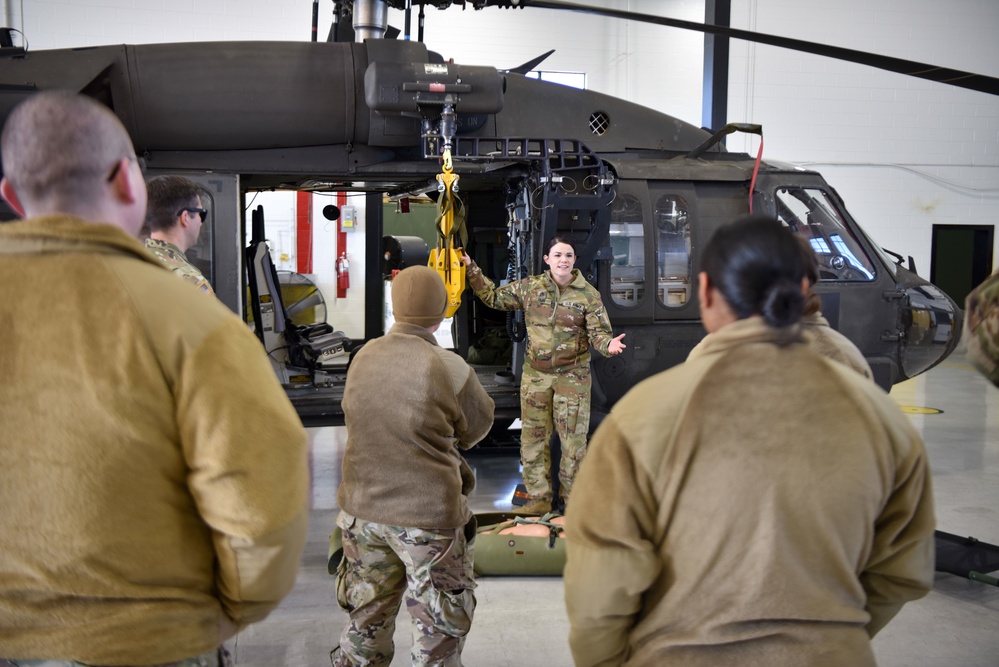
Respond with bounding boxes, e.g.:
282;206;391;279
749;137;764;214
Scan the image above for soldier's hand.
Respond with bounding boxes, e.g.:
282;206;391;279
608;333;627;355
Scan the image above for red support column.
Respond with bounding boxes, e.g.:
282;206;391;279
336;191;348;298
296;191;312;274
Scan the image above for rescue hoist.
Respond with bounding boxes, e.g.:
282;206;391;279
429;147;467;317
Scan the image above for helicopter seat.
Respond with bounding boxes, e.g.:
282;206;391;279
285;320;350;370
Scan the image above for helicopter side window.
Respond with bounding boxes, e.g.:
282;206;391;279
609;193;645;307
654;195;691;307
775;187;876;281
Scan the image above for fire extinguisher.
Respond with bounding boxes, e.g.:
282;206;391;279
336;253;350;297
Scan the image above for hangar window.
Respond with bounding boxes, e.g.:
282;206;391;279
654;195;691;307
525;70;586;90
609;193;645;307
775;187;876;281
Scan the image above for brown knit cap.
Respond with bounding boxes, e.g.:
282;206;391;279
392;265;448;327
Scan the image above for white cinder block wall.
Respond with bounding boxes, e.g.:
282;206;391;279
10;0;997;312
727;0;999;277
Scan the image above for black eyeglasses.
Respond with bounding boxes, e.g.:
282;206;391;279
177;207;208;222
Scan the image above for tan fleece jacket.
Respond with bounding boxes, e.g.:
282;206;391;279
0;216;309;665
338;322;494;529
802;312;874;380
565;316;935;667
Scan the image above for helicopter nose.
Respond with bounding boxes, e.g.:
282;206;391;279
899;283;963;380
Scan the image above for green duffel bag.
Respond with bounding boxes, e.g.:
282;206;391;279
472;511;566;576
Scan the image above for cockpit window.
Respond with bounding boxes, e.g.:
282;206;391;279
609;193;645;307
775;187;876;281
654;194;691;307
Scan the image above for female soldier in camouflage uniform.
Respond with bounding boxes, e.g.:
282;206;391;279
462;236;626;513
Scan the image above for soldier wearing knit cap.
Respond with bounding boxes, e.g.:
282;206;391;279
332;265;495;667
391;264;448;327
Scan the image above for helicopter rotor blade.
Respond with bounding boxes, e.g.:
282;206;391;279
523;0;999;96
507;48;556;75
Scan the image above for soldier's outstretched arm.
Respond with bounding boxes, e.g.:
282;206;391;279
461;254;524;311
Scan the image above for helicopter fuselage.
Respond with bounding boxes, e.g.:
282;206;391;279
0;38;961;426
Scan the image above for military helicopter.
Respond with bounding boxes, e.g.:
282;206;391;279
0;0;983;428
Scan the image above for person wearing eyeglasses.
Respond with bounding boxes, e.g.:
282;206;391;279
144;174;215;295
0;92;308;667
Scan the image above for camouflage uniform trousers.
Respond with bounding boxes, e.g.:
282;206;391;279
519;362;591;503
0;648;231;667
331;511;477;667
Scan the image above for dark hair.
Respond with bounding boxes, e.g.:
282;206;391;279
546;235;576;254
145;175;204;232
701;216;808;328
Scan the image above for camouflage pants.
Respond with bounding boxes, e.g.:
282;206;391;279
0;648;231;667
331;512;477;667
519;363;591;503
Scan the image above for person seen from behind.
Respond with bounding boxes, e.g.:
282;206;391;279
331;265;494;667
0;91;309;667
564;215;935;666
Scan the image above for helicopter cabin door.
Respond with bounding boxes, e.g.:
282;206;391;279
601;180;654;324
593;180;706;406
598;179;702;325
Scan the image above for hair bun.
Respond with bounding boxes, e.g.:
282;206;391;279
761;279;805;328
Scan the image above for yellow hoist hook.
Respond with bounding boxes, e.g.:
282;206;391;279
429;149;466;318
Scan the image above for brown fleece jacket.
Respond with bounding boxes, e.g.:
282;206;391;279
0;216;309;665
565;316;934;667
338;322;494;529
803;311;874;380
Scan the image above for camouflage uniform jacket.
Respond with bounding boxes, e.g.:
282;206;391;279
964;267;999;387
468;264;615;372
144;237;214;295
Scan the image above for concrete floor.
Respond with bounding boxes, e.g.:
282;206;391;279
228;350;999;666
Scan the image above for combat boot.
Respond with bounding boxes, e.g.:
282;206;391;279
515;497;552;515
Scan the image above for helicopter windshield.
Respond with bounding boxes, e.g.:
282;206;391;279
775;187;876;281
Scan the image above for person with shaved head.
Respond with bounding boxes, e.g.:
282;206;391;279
0;91;309;667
